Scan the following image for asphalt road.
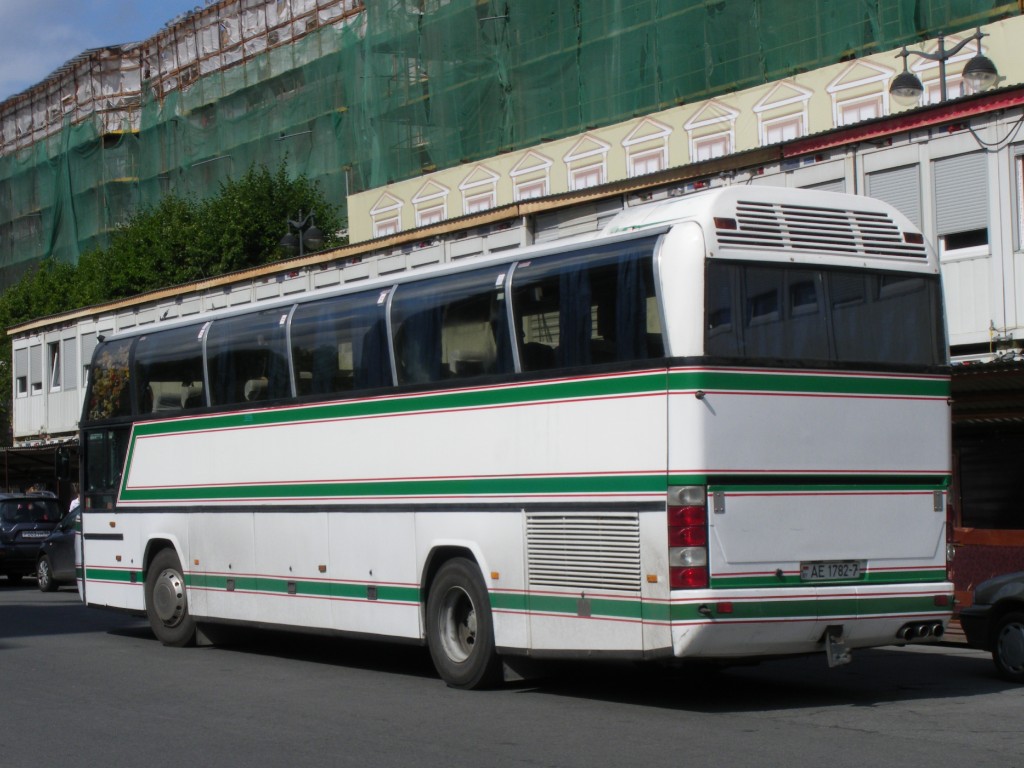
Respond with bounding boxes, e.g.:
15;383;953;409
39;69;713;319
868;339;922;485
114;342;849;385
1;583;1021;768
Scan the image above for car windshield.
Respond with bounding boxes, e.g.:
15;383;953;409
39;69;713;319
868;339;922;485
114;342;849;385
0;499;61;524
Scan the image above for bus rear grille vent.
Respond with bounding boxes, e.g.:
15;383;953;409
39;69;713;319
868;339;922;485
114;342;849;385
716;201;927;260
526;512;641;592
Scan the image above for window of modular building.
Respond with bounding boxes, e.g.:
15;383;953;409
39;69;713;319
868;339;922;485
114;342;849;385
935;153;988;256
30;344;42;395
48;341;61;392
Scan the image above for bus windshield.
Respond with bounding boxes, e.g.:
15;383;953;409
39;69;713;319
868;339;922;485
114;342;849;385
704;261;946;367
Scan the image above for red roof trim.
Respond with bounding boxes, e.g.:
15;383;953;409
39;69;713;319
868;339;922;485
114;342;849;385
784;87;1024;157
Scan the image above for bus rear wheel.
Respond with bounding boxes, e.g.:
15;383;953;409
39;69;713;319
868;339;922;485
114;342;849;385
145;548;196;647
426;558;502;689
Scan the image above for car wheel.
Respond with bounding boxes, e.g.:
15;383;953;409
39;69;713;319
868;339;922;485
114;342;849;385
993;611;1024;683
37;556;58;592
144;548;196;647
425;557;502;689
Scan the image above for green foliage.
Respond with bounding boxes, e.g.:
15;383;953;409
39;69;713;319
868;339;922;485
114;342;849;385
74;161;346;301
0;160;345;442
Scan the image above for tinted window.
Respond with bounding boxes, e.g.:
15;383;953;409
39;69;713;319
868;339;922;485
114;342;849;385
290;288;392;395
391;267;514;385
84;428;131;510
705;262;945;367
134;323;207;414
207;309;292;406
510;237;663;372
85;339;134;421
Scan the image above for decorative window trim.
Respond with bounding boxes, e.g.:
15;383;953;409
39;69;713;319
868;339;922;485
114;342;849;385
692;131;732;162
826;60;892;124
628;147;667;178
370;193;404;238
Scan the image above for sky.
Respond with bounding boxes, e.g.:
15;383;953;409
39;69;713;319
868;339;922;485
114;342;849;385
0;0;204;102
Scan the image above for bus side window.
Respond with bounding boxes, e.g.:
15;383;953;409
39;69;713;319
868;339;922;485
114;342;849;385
208;309;291;406
291;290;392;396
86;339;134;421
391;267;514;386
510;237;662;372
133;324;207;416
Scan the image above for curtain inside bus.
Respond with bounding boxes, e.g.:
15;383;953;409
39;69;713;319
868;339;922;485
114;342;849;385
704;261;946;367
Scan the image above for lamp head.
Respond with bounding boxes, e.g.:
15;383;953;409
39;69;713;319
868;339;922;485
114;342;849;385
890;70;924;106
962;53;998;92
302;225;325;252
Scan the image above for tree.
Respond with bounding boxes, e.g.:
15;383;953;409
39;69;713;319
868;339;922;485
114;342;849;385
0;160;345;442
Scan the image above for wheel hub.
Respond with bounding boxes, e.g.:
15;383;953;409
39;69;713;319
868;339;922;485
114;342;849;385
152;568;186;627
439;586;476;663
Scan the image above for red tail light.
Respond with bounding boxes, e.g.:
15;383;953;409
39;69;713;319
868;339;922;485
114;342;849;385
670;566;709;589
668;487;708;590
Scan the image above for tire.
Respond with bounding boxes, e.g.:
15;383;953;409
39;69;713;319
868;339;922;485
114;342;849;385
145;548;196;647
425;558;502;689
992;611;1024;683
37;556;58;592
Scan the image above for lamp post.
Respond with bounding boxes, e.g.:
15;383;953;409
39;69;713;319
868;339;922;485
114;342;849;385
890;27;999;107
279;210;325;258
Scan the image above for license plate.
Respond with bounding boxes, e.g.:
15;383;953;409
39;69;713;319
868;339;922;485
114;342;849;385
800;560;861;581
20;531;49;539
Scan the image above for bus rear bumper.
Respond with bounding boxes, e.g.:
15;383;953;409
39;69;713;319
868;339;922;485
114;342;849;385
667;582;955;660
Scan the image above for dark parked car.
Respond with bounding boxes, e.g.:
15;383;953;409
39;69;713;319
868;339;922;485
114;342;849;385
36;509;79;592
0;492;63;585
959;571;1024;683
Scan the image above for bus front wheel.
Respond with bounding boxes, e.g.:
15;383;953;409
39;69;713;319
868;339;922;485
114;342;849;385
425;558;502;689
145;548;196;647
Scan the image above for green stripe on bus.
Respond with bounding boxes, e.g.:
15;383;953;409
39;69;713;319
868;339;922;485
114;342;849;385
491;591;947;623
129;371;670;439
667;370;949;398
710;569;947;589
667;475;950;490
187;573;421;602
127;368;945;443
85;567;139;583
120;473;668;502
666;593;945;622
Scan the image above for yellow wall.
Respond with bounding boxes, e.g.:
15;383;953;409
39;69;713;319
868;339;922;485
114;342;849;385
349;17;1022;242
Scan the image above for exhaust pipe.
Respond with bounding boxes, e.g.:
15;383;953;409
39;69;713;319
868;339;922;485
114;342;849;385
896;622;944;642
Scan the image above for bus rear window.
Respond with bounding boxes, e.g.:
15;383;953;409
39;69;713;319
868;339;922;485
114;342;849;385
705;261;946;367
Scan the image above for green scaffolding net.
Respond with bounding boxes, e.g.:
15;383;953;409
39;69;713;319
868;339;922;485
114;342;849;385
0;0;1018;289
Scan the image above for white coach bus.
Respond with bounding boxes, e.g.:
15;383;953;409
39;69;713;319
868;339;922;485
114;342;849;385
78;186;953;688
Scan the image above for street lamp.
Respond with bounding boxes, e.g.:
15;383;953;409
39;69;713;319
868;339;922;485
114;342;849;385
279;210;325;258
890;27;999;107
